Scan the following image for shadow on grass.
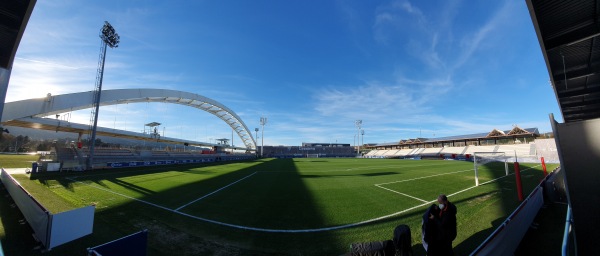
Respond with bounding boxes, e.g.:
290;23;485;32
452;162;549;255
19;158;341;255
0;182;40;255
7;159;550;255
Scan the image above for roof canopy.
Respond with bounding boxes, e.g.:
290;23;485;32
374;127;538;147
527;0;600;122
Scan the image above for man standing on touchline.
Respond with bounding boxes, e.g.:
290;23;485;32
437;194;457;255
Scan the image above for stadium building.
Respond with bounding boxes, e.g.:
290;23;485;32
263;143;355;158
363;126;556;162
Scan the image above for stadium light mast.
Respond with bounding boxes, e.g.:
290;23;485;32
254;128;259;155
355;120;362;157
260;117;267;157
361;129;365;148
87;21;120;170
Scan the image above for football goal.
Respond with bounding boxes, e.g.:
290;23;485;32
473;152;509;186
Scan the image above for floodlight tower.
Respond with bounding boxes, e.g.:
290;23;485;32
254;128;259;155
361;129;365;148
87;21;120;170
355;120;362;157
260;117;267;157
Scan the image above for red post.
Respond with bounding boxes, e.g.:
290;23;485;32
541;157;548;176
514;162;524;201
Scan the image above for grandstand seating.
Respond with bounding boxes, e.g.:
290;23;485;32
395;149;413;157
149;150;170;157
167;151;193;157
497;144;532;156
364;142;544;162
364;150;378;157
421;147;443;155
383;150;398;157
45;145;256;171
439;146;465;155
55;147;77;161
83;148;136;158
464;145;497;155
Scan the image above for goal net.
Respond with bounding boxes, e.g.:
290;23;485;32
473;152;509;186
306;154;320;158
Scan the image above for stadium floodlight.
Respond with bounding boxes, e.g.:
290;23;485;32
260;117;267;157
87;21;119;170
355;120;362;157
254;128;259;154
101;21;120;48
361;129;365;147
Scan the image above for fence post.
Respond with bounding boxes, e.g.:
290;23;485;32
514;162;524;201
541;157;548;177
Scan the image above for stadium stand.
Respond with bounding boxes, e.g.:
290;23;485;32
37;145;255;171
362;140;549;163
168;151;193;157
262;144;355;158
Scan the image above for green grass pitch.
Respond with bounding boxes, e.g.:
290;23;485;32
0;158;557;255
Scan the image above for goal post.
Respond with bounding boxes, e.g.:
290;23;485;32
306;154;320;158
473;152;509;186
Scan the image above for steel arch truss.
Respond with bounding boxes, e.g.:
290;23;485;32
2;89;257;149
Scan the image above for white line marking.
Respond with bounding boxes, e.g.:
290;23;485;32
65;164;542;233
375;169;473;186
374;184;429;203
175;172;257;211
66;177;175;212
344;162;455;172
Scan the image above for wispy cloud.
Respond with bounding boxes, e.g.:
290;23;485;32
15;57;83;70
453;1;516;70
313;83;420;121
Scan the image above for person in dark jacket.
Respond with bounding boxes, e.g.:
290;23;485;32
422;204;440;254
436;194;457;255
393;224;413;256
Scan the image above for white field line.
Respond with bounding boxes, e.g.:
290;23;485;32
345;162;454;172
373;168;473;203
376;169;473;186
66;164;541;233
374;185;429;203
175;172;257;211
262;162;454;173
66;177;176;212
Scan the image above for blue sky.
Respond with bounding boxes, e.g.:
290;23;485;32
8;0;561;147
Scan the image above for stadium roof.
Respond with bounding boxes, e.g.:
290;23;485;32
0;0;36;70
527;0;600;122
373;127;539;147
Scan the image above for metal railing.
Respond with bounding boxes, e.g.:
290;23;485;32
562;204;574;255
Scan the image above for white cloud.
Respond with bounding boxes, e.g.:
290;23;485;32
453;1;516;70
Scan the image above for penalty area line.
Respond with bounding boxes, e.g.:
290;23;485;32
374;184;428;203
376;168;473;186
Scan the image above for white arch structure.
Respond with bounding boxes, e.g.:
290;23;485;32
1;88;257;149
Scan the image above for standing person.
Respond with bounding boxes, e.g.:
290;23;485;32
437;194;457;255
422;204;441;255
